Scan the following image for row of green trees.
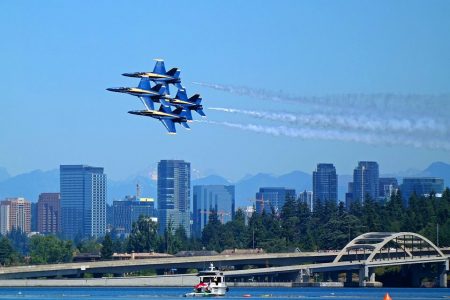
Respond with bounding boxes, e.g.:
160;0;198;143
111;188;450;254
0;234;73;266
1;188;448;266
199;189;450;252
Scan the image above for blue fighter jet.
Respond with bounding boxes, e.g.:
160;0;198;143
128;105;190;134
122;59;182;94
161;89;206;121
106;78;166;110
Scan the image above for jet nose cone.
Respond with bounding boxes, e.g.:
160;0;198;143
106;88;114;91
122;72;136;77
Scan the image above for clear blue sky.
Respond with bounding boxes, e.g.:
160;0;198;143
1;1;449;181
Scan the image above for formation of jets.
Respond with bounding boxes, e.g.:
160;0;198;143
107;59;205;134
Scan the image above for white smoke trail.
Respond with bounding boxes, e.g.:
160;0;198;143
193;82;450;117
208;107;449;136
199;120;450;151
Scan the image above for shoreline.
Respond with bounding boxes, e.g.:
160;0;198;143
0;277;344;288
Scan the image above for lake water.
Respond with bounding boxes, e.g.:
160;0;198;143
0;287;447;300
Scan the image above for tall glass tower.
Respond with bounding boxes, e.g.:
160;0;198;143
60;165;107;239
255;187;296;214
193;185;235;237
401;177;444;206
352;161;379;204
157;160;191;236
313;163;338;207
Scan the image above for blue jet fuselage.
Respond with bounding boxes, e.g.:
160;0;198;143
128;109;187;123
106;87;162;98
122;72;181;85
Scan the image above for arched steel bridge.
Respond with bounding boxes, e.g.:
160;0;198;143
333;232;446;264
226;232;449;287
0;232;448;287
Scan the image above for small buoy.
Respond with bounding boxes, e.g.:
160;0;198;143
243;294;252;298
383;293;392;300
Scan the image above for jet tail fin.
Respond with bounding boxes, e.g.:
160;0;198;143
166;68;180;78
151;84;166;95
174;107;192;122
189;94;202;105
175;89;188;101
153;59;166;74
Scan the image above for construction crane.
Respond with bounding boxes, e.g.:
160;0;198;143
199;210;231;224
248;194;267;214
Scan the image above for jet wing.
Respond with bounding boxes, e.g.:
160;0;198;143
138;78;151;90
160;118;176;134
139;96;155;110
153;59;166;75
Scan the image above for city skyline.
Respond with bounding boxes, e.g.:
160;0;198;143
1;1;450;183
0;159;449;207
0;159;448;238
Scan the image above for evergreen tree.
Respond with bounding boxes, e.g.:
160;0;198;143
101;233;114;259
202;210;224;251
7;228;28;255
0;237;21;266
281;196;299;246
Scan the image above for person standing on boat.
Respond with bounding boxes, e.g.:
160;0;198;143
194;281;207;292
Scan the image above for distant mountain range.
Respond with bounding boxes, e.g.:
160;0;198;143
0;162;449;208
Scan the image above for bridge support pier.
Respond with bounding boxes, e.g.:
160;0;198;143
296;269;310;283
358;266;377;287
438;261;448;288
358;267;367;287
346;271;353;285
369;270;376;282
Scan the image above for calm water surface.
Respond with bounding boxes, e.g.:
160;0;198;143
0;287;447;300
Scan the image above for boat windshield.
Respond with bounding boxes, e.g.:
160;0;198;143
201;276;222;283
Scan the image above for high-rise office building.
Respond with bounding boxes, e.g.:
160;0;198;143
401;177;444;206
193;185;235;237
31;202;38;232
298;190;313;212
0;198;31;235
313;163;338;207
157;160;191;236
37;193;61;234
378;178;399;202
345;182;354;209
60;165;107;239
352;161;379;204
113;196;157;235
255;187;296;214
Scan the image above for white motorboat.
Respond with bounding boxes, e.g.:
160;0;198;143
184;263;228;297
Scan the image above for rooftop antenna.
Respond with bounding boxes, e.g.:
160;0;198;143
136;182;141;198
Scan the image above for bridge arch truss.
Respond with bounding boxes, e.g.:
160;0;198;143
333;232;446;264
